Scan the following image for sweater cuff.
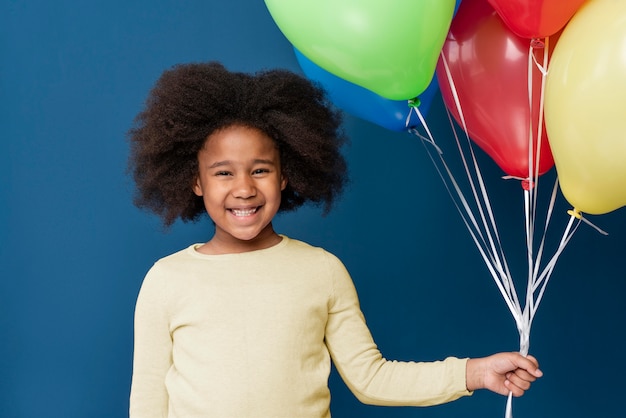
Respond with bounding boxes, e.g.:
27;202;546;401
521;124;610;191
453;357;474;396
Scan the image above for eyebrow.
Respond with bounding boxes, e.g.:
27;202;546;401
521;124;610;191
208;159;277;169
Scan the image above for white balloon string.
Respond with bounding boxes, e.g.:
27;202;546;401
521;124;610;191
411;109;494;264
520;37;554;348
528;37;560;321
573;211;609;236
530;38;549;76
505;392;514;418
439;53;516;301
405;101;413;129
532;37;550;225
524;37;550;262
439;52;469;135
501;175;528;181
531;214;581;320
525;39;548;255
524;188;534;316
435;56;522;319
532;213;576;295
472;143;515;298
411;100;520;318
536;36;549;185
408;106;443;155
530;178;560;292
526;39;536;206
536;205;614;315
445;115;519;305
413;124;522;320
524;49;535;339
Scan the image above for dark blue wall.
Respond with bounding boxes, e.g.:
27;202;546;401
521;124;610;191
2;1;625;417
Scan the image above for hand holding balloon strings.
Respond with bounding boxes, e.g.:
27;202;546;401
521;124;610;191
466;353;543;397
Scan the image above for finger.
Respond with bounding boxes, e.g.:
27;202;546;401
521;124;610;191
513;353;543;377
504;379;527;397
507;372;533;391
526;354;539;366
512;368;539;383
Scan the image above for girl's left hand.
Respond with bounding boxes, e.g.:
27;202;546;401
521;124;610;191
466;352;543;397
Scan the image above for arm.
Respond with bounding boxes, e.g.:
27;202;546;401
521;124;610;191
323;253;542;405
129;265;172;418
323;254;470;406
466;352;543;396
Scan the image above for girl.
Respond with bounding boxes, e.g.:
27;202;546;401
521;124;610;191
128;62;542;418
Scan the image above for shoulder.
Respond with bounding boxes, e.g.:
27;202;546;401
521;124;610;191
137;244;209;301
278;236;351;289
142;245;201;282
281;236;345;267
153;244;204;266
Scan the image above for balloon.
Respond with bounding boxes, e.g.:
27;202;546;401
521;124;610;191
453;0;462;16
544;0;626;215
436;0;555;179
264;0;456;100
488;0;586;39
294;49;438;132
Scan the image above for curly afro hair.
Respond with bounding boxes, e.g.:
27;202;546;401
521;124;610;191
128;62;349;227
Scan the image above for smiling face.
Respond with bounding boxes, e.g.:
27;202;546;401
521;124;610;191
193;125;287;254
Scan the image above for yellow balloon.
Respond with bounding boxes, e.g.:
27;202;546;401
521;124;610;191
545;0;626;215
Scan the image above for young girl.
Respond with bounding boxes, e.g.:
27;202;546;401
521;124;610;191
128;62;542;418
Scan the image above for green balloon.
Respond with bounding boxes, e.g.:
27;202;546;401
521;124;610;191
265;0;455;100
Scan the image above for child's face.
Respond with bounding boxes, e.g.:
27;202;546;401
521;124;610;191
193;125;287;252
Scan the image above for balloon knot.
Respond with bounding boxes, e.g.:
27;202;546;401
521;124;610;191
521;179;535;191
530;38;545;49
408;97;421;108
567;208;582;219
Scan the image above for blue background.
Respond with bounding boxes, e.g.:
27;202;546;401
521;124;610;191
2;1;625;417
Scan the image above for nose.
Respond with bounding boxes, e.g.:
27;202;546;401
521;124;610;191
232;174;256;199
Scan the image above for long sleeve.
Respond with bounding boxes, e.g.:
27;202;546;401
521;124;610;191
323;252;471;406
129;265;172;418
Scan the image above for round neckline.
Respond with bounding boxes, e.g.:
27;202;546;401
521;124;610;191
187;234;289;259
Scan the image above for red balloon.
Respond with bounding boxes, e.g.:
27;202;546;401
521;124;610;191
488;0;585;39
436;0;555;179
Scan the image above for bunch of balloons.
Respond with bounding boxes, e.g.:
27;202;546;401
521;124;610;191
265;0;626;216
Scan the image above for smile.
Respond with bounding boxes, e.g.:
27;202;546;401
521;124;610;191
230;207;258;217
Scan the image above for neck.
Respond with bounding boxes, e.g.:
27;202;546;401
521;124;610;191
198;226;282;255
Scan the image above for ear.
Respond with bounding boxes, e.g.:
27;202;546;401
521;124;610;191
193;177;203;196
280;173;288;191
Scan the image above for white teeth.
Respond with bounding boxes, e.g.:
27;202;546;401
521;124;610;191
231;208;257;217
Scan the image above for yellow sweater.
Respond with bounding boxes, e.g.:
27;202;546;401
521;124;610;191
130;236;470;418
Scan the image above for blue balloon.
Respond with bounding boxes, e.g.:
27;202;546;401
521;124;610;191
295;48;438;132
454;0;462;16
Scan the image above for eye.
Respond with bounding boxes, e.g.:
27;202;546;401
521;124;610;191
252;168;270;176
215;170;232;177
